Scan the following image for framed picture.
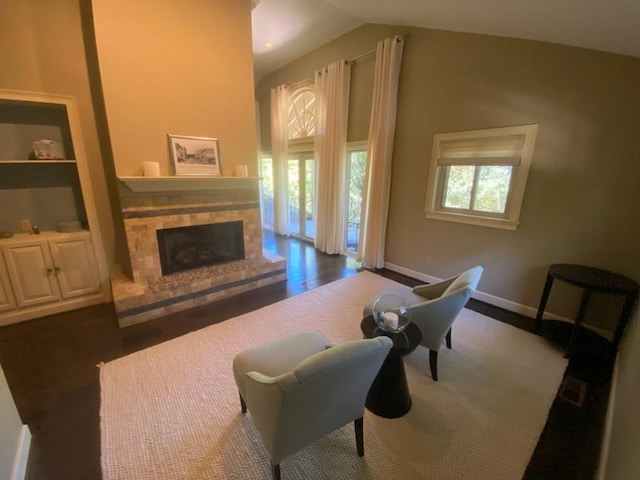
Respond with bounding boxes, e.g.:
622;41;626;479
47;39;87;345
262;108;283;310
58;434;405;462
168;134;222;176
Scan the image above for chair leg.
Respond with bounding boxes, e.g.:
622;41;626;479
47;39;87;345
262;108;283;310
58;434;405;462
429;350;439;382
446;328;452;349
354;417;364;457
239;393;247;414
271;463;281;480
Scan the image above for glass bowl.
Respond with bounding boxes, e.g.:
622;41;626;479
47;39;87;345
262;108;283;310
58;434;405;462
372;294;412;334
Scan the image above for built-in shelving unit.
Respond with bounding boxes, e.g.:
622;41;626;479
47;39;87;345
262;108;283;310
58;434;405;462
0;89;111;325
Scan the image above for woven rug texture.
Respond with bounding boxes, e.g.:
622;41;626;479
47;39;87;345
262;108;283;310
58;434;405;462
100;271;567;479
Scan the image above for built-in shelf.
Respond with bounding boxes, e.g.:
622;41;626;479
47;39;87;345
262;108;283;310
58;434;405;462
118;176;260;193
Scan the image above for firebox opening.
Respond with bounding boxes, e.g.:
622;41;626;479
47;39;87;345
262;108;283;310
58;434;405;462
157;221;244;276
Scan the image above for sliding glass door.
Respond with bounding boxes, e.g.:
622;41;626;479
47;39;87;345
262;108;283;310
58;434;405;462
288;154;315;241
345;147;366;254
259;154;274;230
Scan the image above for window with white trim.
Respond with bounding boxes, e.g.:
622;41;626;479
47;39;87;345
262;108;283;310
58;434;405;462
424;124;538;230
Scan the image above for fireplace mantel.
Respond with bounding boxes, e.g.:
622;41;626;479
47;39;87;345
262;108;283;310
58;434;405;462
118;176;259;193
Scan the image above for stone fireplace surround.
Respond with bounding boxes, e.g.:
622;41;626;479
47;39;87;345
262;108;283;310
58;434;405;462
111;178;286;327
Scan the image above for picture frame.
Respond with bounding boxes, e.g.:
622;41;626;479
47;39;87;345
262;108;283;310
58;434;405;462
168;134;222;176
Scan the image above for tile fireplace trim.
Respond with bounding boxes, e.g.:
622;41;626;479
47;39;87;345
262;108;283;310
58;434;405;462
122;202;259;219
118;176;259;193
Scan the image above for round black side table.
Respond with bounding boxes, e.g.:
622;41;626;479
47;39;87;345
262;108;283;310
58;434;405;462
535;264;639;358
360;315;422;418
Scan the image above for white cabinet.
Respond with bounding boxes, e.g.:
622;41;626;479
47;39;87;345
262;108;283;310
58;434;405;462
0;258;16;312
0;231;103;325
48;235;101;299
3;240;60;307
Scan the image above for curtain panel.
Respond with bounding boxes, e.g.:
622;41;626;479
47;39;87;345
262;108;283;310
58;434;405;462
357;36;405;268
313;60;351;254
270;85;291;235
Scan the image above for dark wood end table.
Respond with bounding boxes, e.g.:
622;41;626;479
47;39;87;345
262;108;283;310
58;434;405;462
360;315;422;418
535;264;639;358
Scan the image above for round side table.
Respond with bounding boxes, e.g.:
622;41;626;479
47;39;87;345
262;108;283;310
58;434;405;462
360;315;422;418
535;264;639;358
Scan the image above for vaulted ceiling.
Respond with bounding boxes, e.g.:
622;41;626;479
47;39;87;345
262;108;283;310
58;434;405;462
251;0;640;81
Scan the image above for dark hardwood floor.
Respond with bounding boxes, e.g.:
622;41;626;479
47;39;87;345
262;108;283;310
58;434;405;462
0;231;613;479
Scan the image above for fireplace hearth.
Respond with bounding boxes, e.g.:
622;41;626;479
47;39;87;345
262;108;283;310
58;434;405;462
157;221;244;275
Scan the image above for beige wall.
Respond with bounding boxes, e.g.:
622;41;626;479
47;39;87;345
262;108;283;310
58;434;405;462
91;0;257;178
256;24;640;321
0;0;116;271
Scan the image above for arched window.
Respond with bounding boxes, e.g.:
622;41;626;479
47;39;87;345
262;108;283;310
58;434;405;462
288;87;315;139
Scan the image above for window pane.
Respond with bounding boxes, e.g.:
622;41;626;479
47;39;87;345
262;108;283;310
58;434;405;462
304;159;315;239
288;87;315;139
346;150;366;253
259;156;274;228
473;166;512;213
288;159;300;235
443;166;474;209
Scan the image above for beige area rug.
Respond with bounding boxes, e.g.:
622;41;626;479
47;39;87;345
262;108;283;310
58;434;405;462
100;271;567;480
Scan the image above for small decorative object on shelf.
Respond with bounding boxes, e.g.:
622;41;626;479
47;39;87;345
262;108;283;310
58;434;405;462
234;164;248;177
143;161;161;177
372;294;412;333
32;139;65;160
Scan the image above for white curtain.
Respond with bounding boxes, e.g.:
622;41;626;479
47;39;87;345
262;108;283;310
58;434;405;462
313;60;351;254
357;35;405;268
270;85;290;235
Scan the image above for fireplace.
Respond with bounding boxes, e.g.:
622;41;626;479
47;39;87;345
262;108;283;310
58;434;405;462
112;183;286;327
157;221;245;275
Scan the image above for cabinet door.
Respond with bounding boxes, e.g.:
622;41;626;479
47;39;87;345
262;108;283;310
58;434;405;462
2;242;60;307
0;257;17;312
49;236;100;299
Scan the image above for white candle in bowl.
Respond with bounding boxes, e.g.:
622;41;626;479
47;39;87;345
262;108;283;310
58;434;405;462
382;311;399;330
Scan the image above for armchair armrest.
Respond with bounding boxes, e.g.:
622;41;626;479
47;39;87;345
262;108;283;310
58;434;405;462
246;371;280;384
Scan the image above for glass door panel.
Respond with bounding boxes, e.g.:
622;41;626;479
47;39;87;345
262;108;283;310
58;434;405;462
304;158;315;240
287;159;301;236
287;155;314;241
259;155;274;230
345;150;366;254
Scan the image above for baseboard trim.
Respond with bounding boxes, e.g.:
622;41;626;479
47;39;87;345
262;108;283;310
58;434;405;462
597;356;618;480
11;425;31;480
383;262;571;321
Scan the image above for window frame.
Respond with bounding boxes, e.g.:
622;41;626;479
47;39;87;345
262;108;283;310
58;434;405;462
424;124;538;231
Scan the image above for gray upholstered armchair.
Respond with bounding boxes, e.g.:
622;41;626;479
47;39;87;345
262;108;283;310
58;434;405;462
364;266;483;381
232;330;392;480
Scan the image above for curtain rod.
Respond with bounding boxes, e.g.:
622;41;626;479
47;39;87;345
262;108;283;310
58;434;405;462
347;48;376;63
282;34;408;87
347;34;408;64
